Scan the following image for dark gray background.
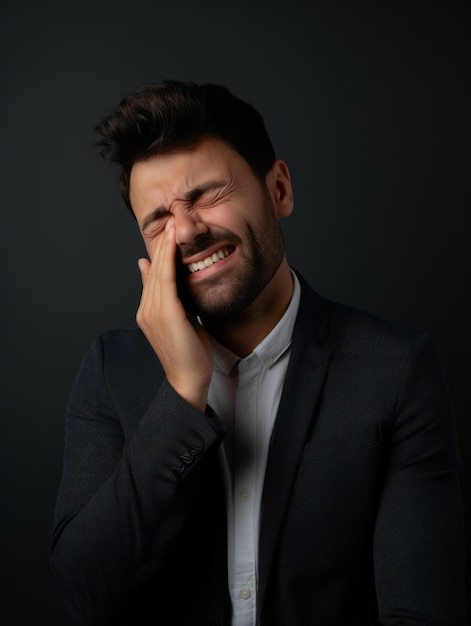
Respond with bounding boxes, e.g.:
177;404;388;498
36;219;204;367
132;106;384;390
1;1;469;623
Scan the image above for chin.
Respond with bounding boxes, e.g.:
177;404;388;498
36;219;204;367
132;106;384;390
191;286;260;320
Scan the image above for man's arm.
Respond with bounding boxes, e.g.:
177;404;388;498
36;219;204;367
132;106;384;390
373;333;465;624
50;338;225;625
50;220;223;624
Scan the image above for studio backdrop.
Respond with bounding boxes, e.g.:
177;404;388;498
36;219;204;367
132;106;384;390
1;2;469;623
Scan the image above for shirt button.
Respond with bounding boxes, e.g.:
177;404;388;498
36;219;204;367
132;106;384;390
239;587;252;600
239;490;250;500
264;357;274;368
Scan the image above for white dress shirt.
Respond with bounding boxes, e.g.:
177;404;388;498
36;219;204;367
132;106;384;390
207;273;301;626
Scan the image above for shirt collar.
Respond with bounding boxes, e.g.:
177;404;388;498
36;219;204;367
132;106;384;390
211;270;301;375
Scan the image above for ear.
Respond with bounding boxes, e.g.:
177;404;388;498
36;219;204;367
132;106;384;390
265;160;294;217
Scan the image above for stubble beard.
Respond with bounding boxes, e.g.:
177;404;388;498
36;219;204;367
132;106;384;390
180;194;286;320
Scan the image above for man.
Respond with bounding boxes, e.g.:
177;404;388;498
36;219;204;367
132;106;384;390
50;81;465;625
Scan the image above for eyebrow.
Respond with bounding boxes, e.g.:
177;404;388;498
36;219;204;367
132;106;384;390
140;179;227;231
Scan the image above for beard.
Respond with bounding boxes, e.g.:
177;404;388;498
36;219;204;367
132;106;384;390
177;192;286;320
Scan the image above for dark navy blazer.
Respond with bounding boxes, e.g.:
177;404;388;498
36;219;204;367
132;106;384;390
50;275;465;625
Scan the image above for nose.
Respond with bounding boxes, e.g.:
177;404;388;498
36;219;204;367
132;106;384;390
173;209;208;246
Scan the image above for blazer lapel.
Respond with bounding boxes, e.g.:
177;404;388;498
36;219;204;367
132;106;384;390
257;276;332;616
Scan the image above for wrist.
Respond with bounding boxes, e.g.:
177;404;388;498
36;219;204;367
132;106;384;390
168;379;209;413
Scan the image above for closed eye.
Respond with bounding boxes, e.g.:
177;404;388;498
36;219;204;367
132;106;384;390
191;191;225;209
141;209;170;237
186;181;228;208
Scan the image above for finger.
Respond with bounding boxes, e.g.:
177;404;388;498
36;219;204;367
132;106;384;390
153;220;176;283
144;221;182;316
137;258;151;287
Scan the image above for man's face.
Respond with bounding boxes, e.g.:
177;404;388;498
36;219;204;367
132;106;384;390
130;137;292;318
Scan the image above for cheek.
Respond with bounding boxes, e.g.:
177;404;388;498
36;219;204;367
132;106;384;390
212;208;250;236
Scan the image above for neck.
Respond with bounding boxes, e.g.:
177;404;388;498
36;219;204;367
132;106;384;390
202;259;294;357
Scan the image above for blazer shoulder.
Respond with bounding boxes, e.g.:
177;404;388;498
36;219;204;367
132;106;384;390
99;327;154;360
89;327;164;393
296;274;426;356
327;299;424;355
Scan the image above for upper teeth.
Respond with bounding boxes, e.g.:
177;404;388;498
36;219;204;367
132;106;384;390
188;247;232;273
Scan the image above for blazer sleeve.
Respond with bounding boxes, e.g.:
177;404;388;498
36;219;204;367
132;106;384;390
373;333;465;624
49;335;226;625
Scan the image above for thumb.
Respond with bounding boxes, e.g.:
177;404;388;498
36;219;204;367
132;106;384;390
137;258;151;286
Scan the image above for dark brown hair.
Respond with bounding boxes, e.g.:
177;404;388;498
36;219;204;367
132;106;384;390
95;80;277;212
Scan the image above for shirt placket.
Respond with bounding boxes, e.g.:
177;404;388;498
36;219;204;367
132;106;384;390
232;355;260;626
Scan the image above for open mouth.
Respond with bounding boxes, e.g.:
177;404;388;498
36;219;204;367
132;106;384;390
187;246;234;274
